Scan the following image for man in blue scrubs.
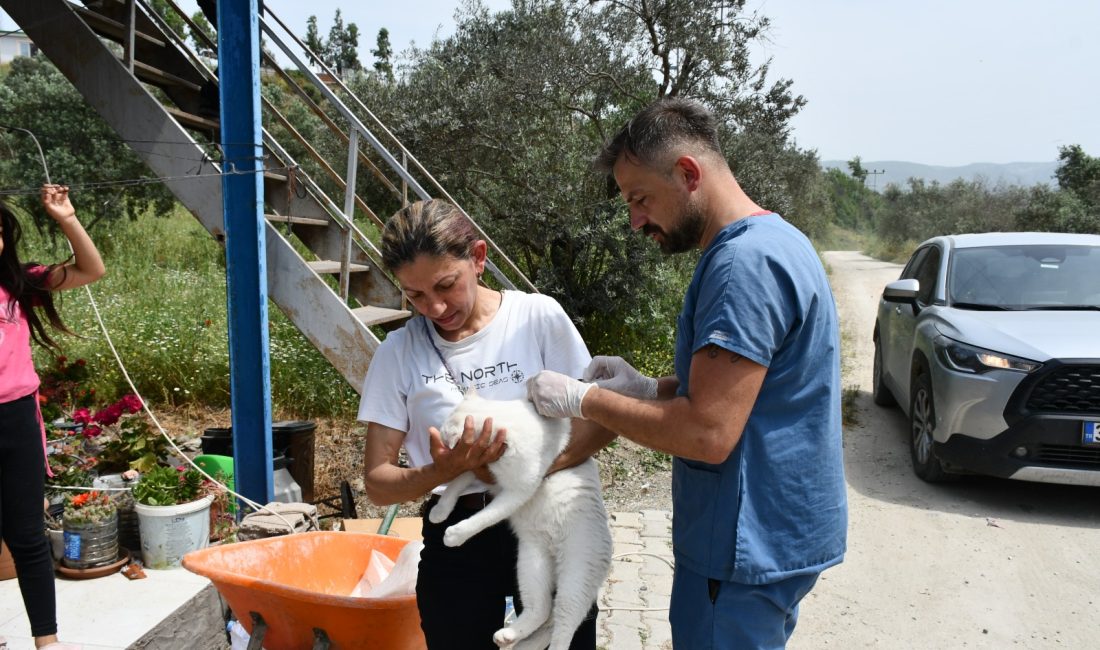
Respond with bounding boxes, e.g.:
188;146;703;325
528;98;847;649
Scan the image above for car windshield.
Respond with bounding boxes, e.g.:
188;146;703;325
949;244;1100;310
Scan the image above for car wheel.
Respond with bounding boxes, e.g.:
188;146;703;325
872;334;896;407
909;371;948;482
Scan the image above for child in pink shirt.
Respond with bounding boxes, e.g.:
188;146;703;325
1;185;104;650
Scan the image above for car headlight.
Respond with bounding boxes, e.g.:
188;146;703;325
935;338;1041;374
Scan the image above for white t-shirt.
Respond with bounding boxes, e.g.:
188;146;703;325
357;290;591;494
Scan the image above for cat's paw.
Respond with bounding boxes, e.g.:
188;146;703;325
493;627;517;648
427;503;451;524
442;525;469;548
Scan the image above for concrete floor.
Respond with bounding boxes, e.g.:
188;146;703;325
0;563;223;650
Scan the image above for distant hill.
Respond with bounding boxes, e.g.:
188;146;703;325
821;160;1058;191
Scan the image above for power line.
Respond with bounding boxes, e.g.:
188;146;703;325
0;165;293;197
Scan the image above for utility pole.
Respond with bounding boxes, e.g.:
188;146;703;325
866;168;886;191
219;0;274;504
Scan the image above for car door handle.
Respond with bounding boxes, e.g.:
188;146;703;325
894;306;902;314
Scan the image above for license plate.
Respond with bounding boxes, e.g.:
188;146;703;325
1084;422;1100;446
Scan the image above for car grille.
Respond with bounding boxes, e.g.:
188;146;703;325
1024;365;1100;414
1036;444;1100;469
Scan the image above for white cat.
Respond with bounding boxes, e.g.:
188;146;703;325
429;390;612;650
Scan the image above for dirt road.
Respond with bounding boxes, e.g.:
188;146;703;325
790;251;1100;649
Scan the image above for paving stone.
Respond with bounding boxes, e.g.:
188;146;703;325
609;557;643;580
603;510;673;650
603;622;646;650
604;577;647;607
612;541;646;558
641;518;672;538
644;616;674;650
613;525;644;544
610;511;643;528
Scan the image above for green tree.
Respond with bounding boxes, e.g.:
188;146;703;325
847;156;869;184
301;11;362;77
823;167;878;232
371;27;395;83
0;57;174;230
1016;184;1099;234
304;15;325;68
325;9;361;77
189;11;216;59
148;0;187;40
1055;144;1100;208
351;0;811;366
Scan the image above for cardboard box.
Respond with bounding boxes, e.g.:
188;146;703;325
343;517;422;540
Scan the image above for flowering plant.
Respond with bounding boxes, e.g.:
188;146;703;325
63;490;117;526
72;394;168;474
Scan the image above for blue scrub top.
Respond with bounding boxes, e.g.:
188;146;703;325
672;213;847;584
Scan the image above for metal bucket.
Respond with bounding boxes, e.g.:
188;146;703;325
62;514;119;569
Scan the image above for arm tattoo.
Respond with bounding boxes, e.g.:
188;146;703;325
705;345;743;364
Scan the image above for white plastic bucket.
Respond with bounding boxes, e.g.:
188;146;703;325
135;495;214;569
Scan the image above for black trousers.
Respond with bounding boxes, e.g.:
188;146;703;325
417;498;598;650
0;393;56;637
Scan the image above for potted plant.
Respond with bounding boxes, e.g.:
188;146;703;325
61;490;119;569
78;394;167;474
132;466;215;569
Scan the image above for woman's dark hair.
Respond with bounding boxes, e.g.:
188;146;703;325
0;200;71;351
380;199;479;273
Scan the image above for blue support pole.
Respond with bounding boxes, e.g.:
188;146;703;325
217;0;273;504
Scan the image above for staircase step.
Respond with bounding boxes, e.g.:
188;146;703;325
72;4;167;47
266;214;330;227
307;260;370;275
165;106;219;131
352;306;413;327
131;60;203;92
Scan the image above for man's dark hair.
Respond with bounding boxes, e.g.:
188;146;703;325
595;98;724;174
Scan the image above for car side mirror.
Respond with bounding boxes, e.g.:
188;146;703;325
883;278;919;304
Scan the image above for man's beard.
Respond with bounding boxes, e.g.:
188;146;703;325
644;202;705;254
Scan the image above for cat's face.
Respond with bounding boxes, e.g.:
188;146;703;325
440;389;497;444
439;390;485;445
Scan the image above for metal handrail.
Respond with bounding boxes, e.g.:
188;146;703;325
260;9;537;293
142;0;534;293
142;0;387;263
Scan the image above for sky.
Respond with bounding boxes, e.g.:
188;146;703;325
3;1;1098;167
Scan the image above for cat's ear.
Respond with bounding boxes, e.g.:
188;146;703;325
465;387;480;399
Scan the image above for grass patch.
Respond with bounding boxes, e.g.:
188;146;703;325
24;206;359;417
841;385;861;427
863;236;920;263
816;223;871;251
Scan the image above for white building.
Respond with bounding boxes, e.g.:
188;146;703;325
0;29;36;65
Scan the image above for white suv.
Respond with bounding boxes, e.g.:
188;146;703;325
873;232;1100;485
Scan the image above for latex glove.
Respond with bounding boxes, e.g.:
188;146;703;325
526;370;595;419
583;356;658;400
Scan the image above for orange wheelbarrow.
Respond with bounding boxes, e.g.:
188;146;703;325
183;531;426;650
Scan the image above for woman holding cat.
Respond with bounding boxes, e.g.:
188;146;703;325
359;199;605;650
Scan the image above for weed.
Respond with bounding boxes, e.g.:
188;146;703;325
842;384;861;427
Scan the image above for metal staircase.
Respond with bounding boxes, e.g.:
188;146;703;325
2;0;535;392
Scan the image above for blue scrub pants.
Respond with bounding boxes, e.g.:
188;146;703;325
670;566;819;649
